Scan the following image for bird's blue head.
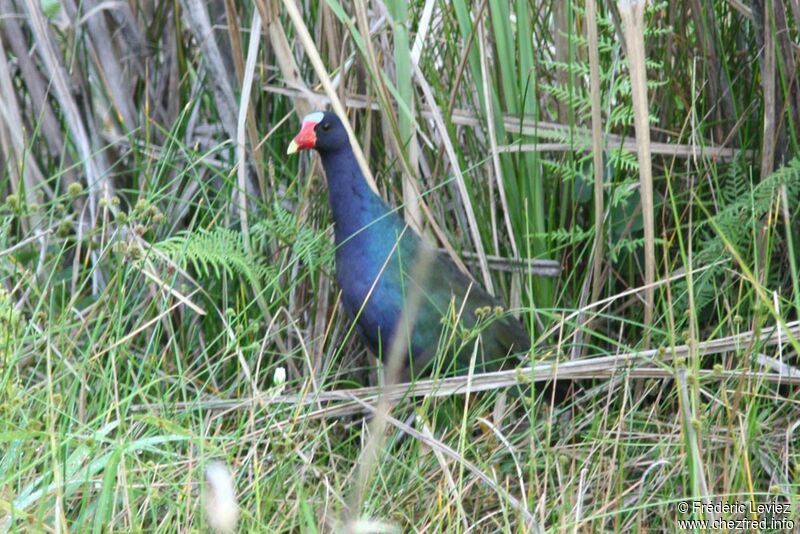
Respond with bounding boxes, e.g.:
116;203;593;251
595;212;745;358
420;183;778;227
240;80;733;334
286;111;348;155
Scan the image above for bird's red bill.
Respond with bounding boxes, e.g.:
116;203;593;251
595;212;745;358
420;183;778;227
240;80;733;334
287;120;318;154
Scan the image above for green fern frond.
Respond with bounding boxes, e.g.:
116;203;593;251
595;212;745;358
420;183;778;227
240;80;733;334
252;203;335;271
608;237;661;263
534;226;594;247
153;203;334;288
676;156;800;313
155;226;273;285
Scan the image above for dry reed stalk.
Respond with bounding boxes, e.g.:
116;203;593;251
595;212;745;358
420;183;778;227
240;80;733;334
759;0;777;178
23;0;111;294
256;0;311;117
280;0;378;193
413;60;494;292
0;37;43;236
134;319;800;415
0;0;63;158
586;0;605;302
264;86;747;159
180;0;238;141
236;11;262;246
344;234;431;523
619;0;655;347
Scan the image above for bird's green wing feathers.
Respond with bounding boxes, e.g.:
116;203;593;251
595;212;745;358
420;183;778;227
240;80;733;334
400;244;530;372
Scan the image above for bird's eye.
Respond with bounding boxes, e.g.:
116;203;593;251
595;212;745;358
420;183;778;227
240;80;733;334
321;122;331;131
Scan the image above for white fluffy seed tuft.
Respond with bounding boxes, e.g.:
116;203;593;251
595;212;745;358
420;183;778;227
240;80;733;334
273;366;286;386
343;519;401;533
204;461;239;534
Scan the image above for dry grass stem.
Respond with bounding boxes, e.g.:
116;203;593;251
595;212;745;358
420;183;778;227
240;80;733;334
619;0;656;347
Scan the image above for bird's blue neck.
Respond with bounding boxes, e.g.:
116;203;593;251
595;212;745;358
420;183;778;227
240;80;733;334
319;147;398;246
